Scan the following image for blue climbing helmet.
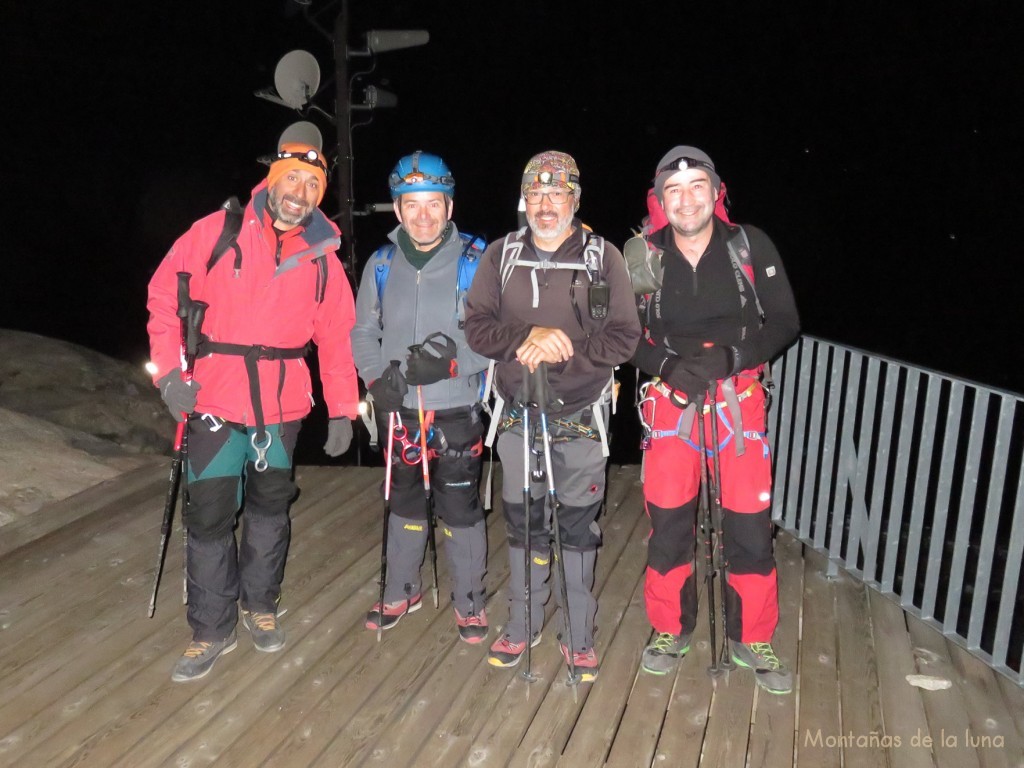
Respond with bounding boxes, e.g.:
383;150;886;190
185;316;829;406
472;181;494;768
388;151;455;199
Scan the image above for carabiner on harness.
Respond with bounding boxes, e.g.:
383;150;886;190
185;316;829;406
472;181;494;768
250;431;273;473
636;381;657;451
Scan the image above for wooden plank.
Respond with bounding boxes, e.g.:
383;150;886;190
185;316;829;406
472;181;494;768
0;457;165;559
697;649;757;768
555;560;649;767
831;565;888;768
794;548;841;768
642;537;715;768
945;637;1024;767
746;530;801;768
996;674;1024;747
907;614;982;768
868;591;937;768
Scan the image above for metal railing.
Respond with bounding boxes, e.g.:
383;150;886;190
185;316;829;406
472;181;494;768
769;334;1024;686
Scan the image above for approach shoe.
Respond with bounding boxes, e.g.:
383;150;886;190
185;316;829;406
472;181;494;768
242;610;286;652
454;607;489;644
365;593;423;631
641;632;692;676
560;644;600;683
487;633;542;668
171;632;237;683
730;640;793;695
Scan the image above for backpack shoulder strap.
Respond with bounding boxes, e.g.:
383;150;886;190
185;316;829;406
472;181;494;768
724;224;764;322
368;243;397;326
371;243;397;298
499;229;528;290
206;197;244;275
455;232;486;328
582;233;605;281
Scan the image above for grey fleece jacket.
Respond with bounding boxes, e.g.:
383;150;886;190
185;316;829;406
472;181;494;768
351;224;491;411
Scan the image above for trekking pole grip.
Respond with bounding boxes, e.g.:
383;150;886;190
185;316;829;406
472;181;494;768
185;301;208;363
176;272;192;320
531;363;551;414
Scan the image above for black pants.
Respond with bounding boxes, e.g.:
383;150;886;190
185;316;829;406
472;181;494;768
183;416;300;641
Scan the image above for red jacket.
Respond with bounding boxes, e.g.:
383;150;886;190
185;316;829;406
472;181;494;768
147;182;360;425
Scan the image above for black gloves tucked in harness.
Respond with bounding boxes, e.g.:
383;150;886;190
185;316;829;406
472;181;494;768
157;370;201;422
323;417;353;457
687;344;736;384
368;360;408;413
406;332;458;386
660;357;708;404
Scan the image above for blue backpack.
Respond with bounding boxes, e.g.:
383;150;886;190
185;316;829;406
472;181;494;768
369;231;486;328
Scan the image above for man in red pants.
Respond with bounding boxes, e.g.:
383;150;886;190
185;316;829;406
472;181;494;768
631;146;799;693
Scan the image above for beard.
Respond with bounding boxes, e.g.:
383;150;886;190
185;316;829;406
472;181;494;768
267;188;314;227
527;208;573;244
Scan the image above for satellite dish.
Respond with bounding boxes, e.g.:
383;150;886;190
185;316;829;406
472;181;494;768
278;121;324;151
274;50;321;109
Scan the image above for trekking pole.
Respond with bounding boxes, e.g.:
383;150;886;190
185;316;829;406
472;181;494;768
377;409;396;642
148;273;205;616
179;299;207;607
707;386;734;671
414;381;440;609
520;365;537;683
533;364;580;700
695;388;723;676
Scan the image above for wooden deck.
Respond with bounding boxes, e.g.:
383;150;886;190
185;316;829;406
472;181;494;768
1;462;1022;768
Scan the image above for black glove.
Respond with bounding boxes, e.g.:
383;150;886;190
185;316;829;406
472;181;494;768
368;360;408;412
660;357;709;404
687;344;736;384
406;332;458;386
323;417;353;457
157;370;201;421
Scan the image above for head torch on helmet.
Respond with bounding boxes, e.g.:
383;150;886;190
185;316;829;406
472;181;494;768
389;151;455;198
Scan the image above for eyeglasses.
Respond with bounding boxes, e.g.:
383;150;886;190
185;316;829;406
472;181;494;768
276;148;328;175
523;188;573;205
656;156;715;176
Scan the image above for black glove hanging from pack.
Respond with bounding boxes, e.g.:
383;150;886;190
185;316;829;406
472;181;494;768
406;332;458;386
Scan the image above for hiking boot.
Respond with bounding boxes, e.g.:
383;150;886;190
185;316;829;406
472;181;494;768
560;644;600;683
641;632;692;676
242;610;286;652
730;640;793;694
364;594;423;631
487;633;542;668
454;607;489;644
171;632;237;683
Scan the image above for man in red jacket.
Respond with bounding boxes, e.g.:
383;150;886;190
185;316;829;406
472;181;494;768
146;143;360;682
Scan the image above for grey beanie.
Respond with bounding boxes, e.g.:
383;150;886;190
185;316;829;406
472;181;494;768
653;145;721;200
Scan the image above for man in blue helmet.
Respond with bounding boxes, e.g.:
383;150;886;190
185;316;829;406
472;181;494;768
351;151;493;643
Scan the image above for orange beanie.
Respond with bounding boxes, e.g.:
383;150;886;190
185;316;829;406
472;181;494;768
267;142;329;206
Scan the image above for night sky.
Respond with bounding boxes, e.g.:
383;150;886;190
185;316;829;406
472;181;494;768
3;2;1021;398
